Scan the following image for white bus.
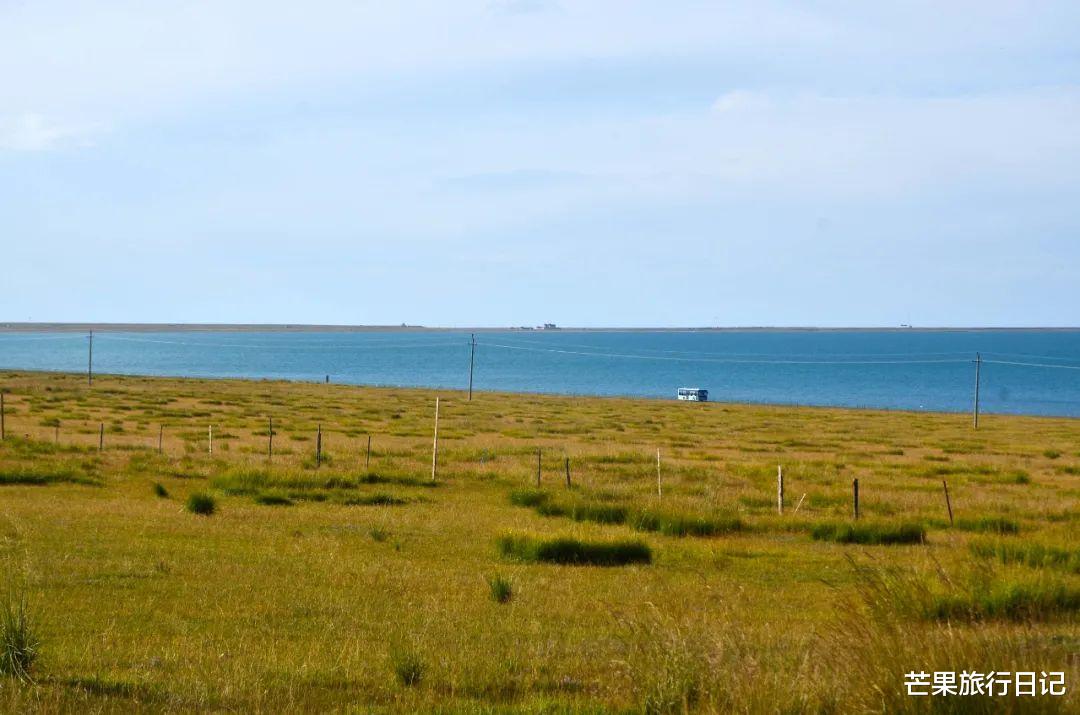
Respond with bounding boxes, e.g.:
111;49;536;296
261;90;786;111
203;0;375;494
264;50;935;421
677;387;708;402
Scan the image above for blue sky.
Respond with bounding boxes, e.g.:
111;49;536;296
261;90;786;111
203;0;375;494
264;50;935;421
2;1;1078;327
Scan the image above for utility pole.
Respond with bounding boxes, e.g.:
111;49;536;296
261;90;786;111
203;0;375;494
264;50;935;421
87;330;93;386
468;333;476;401
973;352;982;430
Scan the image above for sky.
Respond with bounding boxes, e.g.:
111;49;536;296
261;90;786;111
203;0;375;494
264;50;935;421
1;1;1078;327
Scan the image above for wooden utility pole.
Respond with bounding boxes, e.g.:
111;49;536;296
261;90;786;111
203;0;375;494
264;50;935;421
316;424;322;468
431;398;440;481
852;478;860;520
468;333;476;401
973;353;982;429
942;479;954;526
87;330;93;386
777;465;784;515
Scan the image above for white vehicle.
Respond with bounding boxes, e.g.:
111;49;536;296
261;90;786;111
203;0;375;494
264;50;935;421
677;387;708;402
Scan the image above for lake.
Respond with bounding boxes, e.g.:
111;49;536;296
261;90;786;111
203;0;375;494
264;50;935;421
2;329;1079;417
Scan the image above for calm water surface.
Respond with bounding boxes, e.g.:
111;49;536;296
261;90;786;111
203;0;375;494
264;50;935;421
2;330;1079;417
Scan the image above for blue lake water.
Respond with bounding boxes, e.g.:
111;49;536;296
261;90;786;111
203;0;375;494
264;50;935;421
2;330;1080;417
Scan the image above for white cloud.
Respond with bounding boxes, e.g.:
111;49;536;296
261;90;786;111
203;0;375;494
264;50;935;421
0;113;95;151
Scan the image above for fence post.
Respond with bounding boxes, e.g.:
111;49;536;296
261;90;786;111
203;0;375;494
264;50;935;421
656;448;662;498
777;464;784;515
0;392;5;441
316;424;322;468
208;425;213;455
158;425;164;454
54;422;59;443
431;398;440;482
852;478;860;520
99;423;104;451
565;456;571;488
536;448;541;487
268;417;273;460
942;479;954;526
366;434;372;470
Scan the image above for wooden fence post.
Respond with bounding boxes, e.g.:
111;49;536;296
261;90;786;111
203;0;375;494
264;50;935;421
54;422;59;443
656;448;662;498
536;448;541;487
793;492;807;515
0;392;5;441
942;479;954;526
268;417;273;460
208;425;213;455
316;424;322;468
99;423;104;451
852;478;860;520
564;456;571;488
158;425;164;454
777;464;784;515
431;398;440;482
366;434;372;470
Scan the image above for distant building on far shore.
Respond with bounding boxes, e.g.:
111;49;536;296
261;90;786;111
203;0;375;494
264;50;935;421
539;323;558;330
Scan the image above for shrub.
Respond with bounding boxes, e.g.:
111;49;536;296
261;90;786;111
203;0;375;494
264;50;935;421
811;521;925;546
488;574;513;603
0;596;38;681
497;534;652;566
152;482;169;498
186;492;216;516
955;516;1019;535
391;650;424;687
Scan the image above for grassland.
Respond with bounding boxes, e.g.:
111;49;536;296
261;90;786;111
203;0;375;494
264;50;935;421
0;370;1077;713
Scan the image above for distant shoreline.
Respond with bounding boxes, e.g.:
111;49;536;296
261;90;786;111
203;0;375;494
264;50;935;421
0;323;1078;333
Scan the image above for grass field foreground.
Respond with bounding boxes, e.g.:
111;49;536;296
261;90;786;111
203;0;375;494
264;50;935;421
0;371;1077;712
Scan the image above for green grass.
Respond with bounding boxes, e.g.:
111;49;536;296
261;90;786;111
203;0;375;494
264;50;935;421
1;370;1078;712
253;489;293;506
0;596;38;682
970;540;1080;573
497;534;652;566
487;574;513;604
151;482;169;498
811;521;926;545
928;579;1080;622
513;491;745;538
185;491;217;515
955;516;1020;534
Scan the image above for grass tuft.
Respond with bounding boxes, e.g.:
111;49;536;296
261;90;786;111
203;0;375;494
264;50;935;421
253;489;293;506
0;596;38;682
152;482;169;498
811;521;925;545
487;574;513;603
970;540;1080;573
955;516;1020;535
390;649;424;687
497;534;652;566
186;491;217;516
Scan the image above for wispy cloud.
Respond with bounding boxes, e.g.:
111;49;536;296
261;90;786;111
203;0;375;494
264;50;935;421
0;113;96;151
